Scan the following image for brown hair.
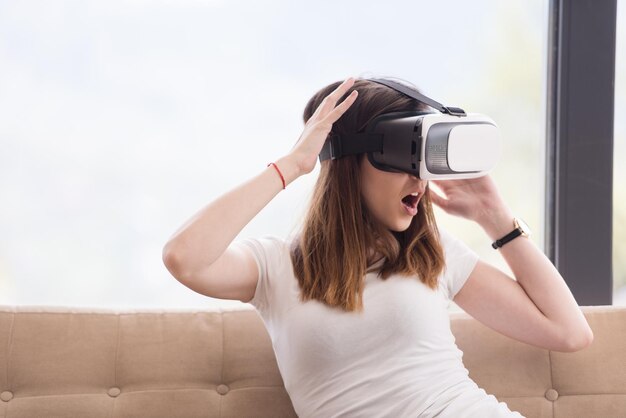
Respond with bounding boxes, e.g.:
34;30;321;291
289;77;446;313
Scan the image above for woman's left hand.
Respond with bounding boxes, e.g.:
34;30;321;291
428;174;512;225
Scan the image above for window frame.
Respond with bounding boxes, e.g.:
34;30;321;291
545;0;617;305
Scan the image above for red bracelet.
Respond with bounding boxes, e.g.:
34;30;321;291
267;162;286;189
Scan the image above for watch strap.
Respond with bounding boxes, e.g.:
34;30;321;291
491;228;523;249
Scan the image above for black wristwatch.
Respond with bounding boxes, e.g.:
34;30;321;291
491;218;532;249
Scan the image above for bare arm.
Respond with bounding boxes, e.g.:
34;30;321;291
162;155;300;279
162;77;359;284
430;176;594;350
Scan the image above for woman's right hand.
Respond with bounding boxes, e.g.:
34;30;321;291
288;77;359;175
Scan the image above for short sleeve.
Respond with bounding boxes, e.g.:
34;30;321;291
438;227;480;301
232;235;284;313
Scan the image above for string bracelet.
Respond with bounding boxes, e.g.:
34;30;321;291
267;162;286;189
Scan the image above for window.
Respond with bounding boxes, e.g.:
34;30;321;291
0;1;574;309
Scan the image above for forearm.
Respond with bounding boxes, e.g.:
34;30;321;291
162;155;301;278
478;207;593;344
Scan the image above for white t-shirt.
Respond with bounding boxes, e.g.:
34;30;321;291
234;228;525;418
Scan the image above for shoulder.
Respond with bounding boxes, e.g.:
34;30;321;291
437;226;475;257
435;226;480;299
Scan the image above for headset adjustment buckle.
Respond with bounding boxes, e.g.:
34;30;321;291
443;106;467;117
328;133;343;159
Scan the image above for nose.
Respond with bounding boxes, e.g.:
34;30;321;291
408;172;423;183
408;174;428;191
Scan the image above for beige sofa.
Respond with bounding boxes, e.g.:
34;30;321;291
0;305;623;418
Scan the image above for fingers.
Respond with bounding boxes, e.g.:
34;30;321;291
311;77;357;122
325;89;358;124
328;76;356;103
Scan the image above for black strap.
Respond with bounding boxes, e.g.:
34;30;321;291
491;229;522;249
319;131;384;161
367;78;466;117
319;78;466;162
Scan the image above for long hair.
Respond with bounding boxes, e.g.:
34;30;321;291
289;77;446;313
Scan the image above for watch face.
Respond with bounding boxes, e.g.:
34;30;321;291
516;218;532;236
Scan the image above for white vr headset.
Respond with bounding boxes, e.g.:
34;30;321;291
318;78;501;180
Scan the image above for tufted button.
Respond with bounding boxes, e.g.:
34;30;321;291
216;384;229;395
108;387;121;397
0;391;13;402
545;388;559;401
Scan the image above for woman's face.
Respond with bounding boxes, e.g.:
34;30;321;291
359;154;428;232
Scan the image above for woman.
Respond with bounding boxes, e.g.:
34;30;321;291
163;77;593;417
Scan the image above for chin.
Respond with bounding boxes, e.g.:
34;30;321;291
388;220;412;232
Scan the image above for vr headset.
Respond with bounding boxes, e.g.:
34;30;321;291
318;78;501;180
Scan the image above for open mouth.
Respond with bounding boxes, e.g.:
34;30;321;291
401;194;419;216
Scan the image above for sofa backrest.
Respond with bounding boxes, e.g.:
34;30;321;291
450;305;625;418
0;305;623;417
